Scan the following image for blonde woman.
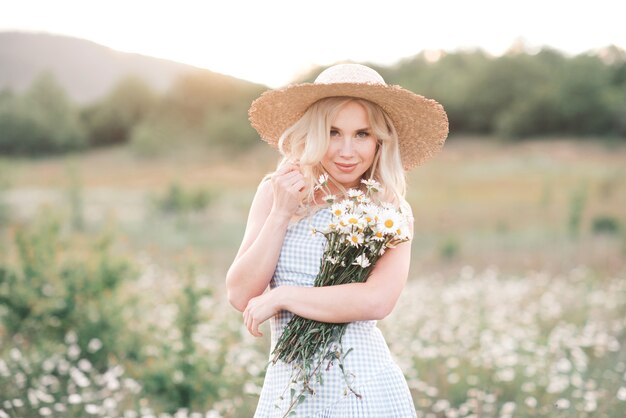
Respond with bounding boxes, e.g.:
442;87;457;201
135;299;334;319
226;63;448;417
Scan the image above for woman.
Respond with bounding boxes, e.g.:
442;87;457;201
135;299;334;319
226;63;448;417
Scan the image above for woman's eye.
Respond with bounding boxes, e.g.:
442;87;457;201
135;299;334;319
356;131;370;138
330;129;340;137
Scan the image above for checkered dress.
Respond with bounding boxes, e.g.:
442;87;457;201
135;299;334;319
254;208;417;418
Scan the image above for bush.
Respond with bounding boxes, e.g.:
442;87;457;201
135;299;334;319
203;106;259;152
82;76;158;147
0;207;139;368
0;162;11;226
567;185;588;238
139;265;218;412
0;205;262;417
149;181;215;215
591;215;620;235
128;115;182;158
439;235;461;260
0;73;87;155
0;331;145;417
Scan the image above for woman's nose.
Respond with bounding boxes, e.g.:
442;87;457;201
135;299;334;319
338;138;354;157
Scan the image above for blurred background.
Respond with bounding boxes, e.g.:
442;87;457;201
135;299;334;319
0;1;625;417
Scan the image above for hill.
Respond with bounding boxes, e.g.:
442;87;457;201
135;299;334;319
0;31;260;103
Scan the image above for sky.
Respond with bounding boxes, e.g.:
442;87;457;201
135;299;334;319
1;0;624;87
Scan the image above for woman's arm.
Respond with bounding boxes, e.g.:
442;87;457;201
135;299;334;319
243;214;414;337
225;164;305;312
279;239;411;322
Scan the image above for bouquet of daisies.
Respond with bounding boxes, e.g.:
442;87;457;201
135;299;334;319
270;174;411;410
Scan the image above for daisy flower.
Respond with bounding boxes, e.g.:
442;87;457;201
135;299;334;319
372;229;386;241
352;254;371;268
347;189;364;199
314;173;329;190
347;232;364;247
358;195;371;204
395;222;410;240
361;203;380;225
325;222;338;232
361;179;382;193
378;209;403;235
330;203;346;218
323;194;337;204
341;213;365;229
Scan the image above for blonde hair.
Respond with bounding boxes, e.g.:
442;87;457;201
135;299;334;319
265;96;409;215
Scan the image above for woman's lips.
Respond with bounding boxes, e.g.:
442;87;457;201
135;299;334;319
335;162;357;173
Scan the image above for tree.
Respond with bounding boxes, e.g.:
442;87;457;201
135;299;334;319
82;75;158;147
0;72;86;155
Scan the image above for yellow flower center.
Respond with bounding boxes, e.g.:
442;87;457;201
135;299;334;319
334;209;342;216
385;219;394;228
351;236;359;243
375;231;383;238
348;217;358;224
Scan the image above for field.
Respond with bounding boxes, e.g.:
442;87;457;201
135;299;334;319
0;136;625;417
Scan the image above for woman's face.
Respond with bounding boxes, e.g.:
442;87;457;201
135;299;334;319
320;101;378;189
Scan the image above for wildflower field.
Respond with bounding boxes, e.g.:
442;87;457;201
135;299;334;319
0;137;625;417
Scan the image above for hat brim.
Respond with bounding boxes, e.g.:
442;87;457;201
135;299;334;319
248;82;449;170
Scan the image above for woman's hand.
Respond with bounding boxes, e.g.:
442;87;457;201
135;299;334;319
243;288;284;337
269;163;305;219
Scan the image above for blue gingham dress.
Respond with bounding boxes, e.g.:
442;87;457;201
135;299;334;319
254;208;417;418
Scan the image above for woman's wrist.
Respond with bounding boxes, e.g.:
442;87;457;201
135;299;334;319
267;207;294;225
273;285;293;311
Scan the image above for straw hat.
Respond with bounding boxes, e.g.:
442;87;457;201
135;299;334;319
248;63;449;170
